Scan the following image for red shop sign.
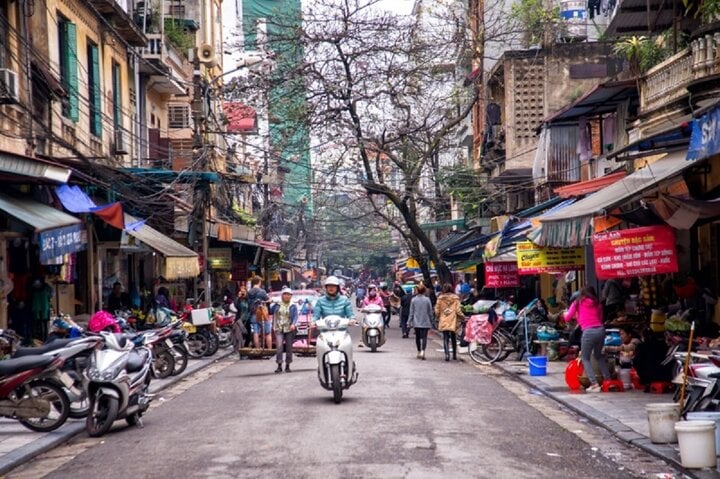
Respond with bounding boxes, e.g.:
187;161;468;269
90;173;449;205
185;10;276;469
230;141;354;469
592;225;678;279
485;262;520;288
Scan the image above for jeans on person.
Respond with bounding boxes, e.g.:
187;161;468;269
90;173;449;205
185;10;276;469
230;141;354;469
275;330;295;365
251;320;272;335
581;326;610;384
415;327;429;351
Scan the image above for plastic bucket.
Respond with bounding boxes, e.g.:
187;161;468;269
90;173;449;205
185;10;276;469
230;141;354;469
618;368;632;390
646;403;680;444
686;412;720;456
528;355;547;376
675;420;717;468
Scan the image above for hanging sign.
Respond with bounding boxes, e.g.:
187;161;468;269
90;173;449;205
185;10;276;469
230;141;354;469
207;248;232;270
484;262;520;288
516;242;585;275
593;225;678;279
39;224;85;264
687;105;719;162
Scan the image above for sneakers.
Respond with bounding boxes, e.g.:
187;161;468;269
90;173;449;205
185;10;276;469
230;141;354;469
275;365;282;374
420;350;426;360
285;364;291;373
586;384;602;393
416;351;422;359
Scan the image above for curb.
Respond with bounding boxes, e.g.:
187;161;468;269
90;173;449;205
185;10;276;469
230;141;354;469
0;349;234;476
492;362;717;479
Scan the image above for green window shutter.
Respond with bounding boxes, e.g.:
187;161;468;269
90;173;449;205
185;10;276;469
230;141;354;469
89;44;101;137
112;63;121;128
63;22;78;122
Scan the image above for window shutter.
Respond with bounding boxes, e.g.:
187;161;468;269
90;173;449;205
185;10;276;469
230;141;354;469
112;64;121;128
89;44;102;137
63;22;79;122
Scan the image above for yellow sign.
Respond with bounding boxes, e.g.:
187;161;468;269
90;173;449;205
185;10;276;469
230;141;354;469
516;241;585;274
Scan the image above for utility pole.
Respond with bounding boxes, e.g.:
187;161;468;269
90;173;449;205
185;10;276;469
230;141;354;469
191;48;211;305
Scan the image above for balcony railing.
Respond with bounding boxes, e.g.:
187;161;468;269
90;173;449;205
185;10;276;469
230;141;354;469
140;33;189;94
641;32;720;114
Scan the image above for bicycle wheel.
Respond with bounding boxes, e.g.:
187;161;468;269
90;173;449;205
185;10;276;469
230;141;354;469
468;332;504;365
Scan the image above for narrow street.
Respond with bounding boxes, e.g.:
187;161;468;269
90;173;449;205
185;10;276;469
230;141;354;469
10;321;680;479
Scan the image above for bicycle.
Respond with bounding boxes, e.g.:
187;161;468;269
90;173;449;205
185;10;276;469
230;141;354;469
468;299;542;365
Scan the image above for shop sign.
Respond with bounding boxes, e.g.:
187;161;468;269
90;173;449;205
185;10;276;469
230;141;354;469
207;248;232;270
516;242;585;275
592;225;678;279
484;262;520;288
39;224;85;264
688;106;720;161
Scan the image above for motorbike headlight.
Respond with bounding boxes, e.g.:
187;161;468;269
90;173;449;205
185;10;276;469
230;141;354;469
87;366;102;381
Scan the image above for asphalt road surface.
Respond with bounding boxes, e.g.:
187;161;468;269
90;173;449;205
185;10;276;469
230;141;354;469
12;318;679;479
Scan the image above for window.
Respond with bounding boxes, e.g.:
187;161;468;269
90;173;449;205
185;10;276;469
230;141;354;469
87;42;101;137
58;17;78;121
168;3;185;17
168;105;190;128
111;61;121;129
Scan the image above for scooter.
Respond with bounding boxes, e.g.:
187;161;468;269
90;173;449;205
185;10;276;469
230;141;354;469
12;335;103;418
84;332;154;437
360;305;385;352
0;354;71;432
315;316;358;404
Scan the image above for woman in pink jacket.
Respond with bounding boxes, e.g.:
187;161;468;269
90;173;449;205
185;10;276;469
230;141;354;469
361;284;385;308
565;286;610;393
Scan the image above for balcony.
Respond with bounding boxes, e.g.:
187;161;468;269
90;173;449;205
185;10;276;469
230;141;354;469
88;0;146;46
640;31;720;114
140;33;189;95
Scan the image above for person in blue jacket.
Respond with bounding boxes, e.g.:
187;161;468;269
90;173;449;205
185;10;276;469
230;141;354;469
313;276;354;321
270;287;298;373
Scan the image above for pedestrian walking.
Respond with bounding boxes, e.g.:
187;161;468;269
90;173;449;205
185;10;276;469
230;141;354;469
379;283;392;327
435;283;464;361
565;286;610;392
400;284;414;338
408;283;433;360
270;287;298;373
233;287;251;351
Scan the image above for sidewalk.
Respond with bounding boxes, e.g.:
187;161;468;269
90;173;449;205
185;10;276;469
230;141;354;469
0;349;234;476
491;357;720;479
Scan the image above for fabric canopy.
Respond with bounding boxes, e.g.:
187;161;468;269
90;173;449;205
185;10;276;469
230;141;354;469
55;185;125;229
0;192;80;232
124;214;199;280
652;195;720;229
537;149;695;246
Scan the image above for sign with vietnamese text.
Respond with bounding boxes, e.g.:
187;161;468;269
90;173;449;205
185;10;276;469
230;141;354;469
207;248;232;270
516;242;585;275
592;225;678;279
688;105;719;162
39;224;85;264
485;262;520;288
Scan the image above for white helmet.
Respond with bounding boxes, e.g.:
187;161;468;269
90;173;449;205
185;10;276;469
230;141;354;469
324;276;341;287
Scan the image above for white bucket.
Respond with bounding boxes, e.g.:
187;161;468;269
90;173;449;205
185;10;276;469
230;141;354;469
687;412;720;456
646;403;680;443
675;420;717;468
618;368;632;390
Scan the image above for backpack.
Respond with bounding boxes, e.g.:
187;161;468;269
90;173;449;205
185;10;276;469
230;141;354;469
254;301;269;322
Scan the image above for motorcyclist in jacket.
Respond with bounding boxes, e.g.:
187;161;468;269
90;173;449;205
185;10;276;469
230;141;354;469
361;284;384;308
314;276;355;321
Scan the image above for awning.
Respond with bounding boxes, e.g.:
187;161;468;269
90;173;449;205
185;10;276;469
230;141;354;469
257;240;281;254
554;171;627;198
604;0;694;36
543;80;637;124
0;192;80;232
609;121;693;161
489;168;533;185
124;214;199;280
0;152;71;183
538;149;698;246
0;192;85;263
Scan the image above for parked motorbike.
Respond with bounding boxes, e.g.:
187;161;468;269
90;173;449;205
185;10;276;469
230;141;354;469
0;354;71;432
672;351;720;414
360;305;385;352
12;335;103;418
315;316;358;404
84;332;154;437
129;327;176;380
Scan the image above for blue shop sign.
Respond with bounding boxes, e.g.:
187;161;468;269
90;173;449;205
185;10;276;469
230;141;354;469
39;223;85;263
688;104;720;162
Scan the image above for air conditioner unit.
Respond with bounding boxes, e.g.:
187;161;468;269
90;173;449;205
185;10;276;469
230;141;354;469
114;129;129;155
0;69;19;104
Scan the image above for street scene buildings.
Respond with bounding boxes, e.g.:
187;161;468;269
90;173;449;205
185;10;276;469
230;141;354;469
2;0;720;477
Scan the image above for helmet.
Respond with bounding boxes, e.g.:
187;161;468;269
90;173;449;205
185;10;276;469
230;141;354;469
368;284;377;290
324;276;341;287
281;286;293;295
88;311;121;333
379;282;387;289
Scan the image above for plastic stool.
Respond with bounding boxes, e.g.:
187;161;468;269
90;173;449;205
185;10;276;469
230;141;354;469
601;379;625;392
649;381;672;394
